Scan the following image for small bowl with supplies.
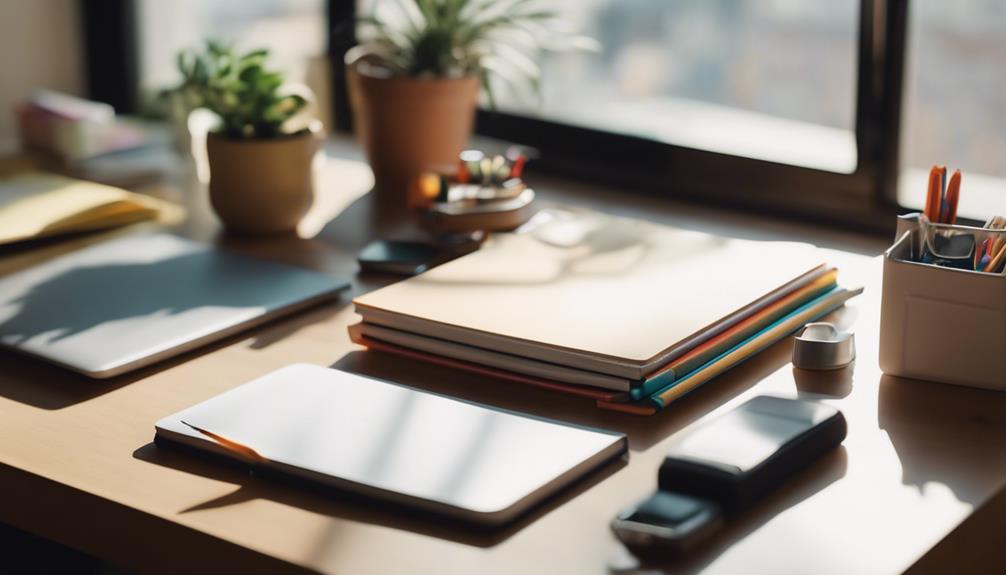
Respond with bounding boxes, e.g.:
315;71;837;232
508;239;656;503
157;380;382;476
414;147;538;234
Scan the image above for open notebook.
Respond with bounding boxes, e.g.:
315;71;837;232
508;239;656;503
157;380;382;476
155;364;627;525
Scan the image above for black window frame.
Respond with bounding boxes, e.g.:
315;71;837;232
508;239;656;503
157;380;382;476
81;0;910;234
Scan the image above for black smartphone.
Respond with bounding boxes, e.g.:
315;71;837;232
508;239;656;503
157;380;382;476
356;240;445;276
612;396;846;553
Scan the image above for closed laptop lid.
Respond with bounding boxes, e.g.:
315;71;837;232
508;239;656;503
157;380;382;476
0;234;348;377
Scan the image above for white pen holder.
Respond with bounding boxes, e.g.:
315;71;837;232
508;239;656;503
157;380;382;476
880;213;1006;391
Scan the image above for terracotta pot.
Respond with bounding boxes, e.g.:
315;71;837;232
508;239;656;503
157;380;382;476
206;127;321;234
347;64;479;209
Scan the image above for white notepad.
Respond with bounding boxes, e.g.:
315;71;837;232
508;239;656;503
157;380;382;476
155;364;627;524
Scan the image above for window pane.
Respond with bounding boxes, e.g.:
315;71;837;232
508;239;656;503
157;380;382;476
899;0;1006;219
494;0;860;173
135;0;326;98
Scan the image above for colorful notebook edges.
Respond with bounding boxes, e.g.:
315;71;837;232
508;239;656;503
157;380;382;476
600;284;863;413
350;277;861;415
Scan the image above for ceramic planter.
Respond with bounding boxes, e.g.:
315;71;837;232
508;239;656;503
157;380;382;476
206;125;321;234
347;64;479;209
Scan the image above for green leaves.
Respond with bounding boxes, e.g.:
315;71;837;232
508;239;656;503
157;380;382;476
173;41;307;139
353;0;594;107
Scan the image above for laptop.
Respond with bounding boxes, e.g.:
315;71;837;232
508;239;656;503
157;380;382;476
0;234;349;377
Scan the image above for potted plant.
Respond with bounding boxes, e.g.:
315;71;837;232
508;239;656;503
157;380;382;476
174;41;320;234
346;0;591;210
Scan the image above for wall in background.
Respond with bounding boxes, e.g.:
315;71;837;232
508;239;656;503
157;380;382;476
0;0;84;151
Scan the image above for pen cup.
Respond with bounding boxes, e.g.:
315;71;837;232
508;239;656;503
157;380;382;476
880;215;1006;391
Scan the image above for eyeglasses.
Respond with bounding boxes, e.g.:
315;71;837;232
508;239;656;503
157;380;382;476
919;216;1006;273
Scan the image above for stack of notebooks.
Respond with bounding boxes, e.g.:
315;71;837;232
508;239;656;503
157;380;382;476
350;210;862;415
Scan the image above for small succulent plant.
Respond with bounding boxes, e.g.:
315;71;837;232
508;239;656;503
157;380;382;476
174;41;309;139
349;0;596;106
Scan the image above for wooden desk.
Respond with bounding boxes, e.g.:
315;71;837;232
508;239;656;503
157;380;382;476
0;143;1004;574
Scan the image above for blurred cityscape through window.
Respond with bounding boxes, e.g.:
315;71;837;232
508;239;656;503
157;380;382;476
136;0;326;98
133;1;1006;213
494;0;860;173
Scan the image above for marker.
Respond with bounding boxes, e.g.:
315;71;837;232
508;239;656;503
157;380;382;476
943;170;961;224
925;165;942;221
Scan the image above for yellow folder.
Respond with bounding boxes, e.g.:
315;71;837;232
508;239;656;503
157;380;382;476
0;172;181;245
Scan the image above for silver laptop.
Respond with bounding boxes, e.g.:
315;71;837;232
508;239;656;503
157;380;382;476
0;234;349;377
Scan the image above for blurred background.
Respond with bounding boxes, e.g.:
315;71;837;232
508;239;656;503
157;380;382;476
4;0;1006;223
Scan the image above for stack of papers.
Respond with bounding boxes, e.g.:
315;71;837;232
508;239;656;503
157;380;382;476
0;172;180;246
350;210;861;414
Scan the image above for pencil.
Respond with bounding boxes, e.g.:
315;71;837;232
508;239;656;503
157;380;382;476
986;242;1006;274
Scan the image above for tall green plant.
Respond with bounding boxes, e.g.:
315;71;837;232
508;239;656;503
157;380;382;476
175;41;308;139
350;0;596;107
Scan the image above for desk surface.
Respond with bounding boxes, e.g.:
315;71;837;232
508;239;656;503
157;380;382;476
0;142;1004;575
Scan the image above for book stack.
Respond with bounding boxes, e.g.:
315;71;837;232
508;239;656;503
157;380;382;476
350;210;862;415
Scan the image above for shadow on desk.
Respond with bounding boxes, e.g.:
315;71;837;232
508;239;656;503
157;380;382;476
331;341;794;452
132;440;626;549
879;374;1006;506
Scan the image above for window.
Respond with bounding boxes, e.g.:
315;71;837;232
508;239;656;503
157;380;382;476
84;0;909;231
469;0;905;232
134;0;327;106
496;1;860;173
899;0;1006;220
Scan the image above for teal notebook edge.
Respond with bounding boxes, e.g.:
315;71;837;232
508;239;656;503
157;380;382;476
626;281;839;402
643;285;850;409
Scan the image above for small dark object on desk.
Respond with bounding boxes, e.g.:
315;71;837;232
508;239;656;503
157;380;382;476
611;491;722;553
357;237;480;276
612;396;846;555
357;240;443;276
